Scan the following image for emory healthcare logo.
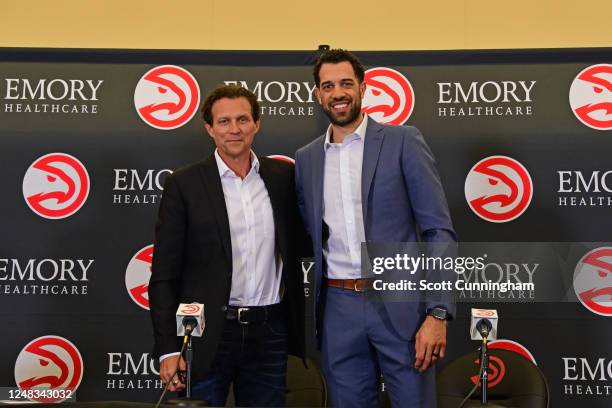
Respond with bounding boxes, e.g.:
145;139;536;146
125;245;154;310
573;247;612;316
465;156;533;223
362;67;414;125
2;78;103;115
22;153;90;219
14;335;83;403
569;64;612;130
134;65;200;130
470;339;536;388
106;352;162;390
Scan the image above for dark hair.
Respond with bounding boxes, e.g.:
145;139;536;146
201;84;260;125
313;49;365;87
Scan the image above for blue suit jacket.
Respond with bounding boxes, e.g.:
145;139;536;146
295;119;456;341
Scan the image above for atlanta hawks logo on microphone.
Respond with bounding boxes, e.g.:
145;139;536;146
569;64;612;130
125;245;154;310
22;153;90;220
473;309;496;318
179;304;202;314
362;67;414;125
134;65;201;130
14;335;83;403
573;247;612;316
464;156;533;223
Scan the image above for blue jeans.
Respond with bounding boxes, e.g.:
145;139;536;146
190;315;288;407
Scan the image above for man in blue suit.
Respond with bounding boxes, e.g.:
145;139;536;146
295;49;456;407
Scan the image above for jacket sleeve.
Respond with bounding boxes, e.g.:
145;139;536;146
400;126;457;319
148;173;185;357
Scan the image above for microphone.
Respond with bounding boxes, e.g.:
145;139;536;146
470;308;498;340
176;303;205;337
182;317;198;336
476;318;492;338
466;309;499;406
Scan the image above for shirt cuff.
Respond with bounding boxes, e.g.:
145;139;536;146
159;352;181;363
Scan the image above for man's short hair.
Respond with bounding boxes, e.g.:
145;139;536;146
201;84;260;125
313;49;365;87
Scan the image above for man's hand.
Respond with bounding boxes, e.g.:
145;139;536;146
160;355;186;392
414;316;446;372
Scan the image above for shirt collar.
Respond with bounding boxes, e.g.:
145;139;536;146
214;149;260;178
324;114;368;149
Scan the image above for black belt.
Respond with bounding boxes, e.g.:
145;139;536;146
224;303;284;325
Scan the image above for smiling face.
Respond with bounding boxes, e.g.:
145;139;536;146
204;96;260;162
316;61;366;128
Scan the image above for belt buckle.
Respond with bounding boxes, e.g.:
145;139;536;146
237;307;250;325
353;280;364;292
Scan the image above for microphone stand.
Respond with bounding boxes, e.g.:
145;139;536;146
185;335;193;399
166;326;206;407
480;335;488;405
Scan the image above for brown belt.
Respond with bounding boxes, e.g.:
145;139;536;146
326;278;373;292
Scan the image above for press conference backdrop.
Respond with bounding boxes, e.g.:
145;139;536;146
0;48;611;406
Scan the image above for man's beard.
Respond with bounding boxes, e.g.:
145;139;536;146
323;98;363;127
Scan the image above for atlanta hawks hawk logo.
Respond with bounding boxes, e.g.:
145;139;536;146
569;64;612;130
573;247;612;316
134;65;201;130
469;339;537;389
470;355;506;388
465;156;533;223
125;245;154;310
22;153;90;219
362;67;414;125
14;335;83;403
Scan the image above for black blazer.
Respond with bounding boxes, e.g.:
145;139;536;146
149;154;306;379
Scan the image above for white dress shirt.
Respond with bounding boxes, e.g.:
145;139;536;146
215;150;282;307
322;115;368;279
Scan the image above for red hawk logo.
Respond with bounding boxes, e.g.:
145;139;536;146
179;304;202;314
14;335;83;403
134;65;200;130
267;154;295;164
569;64;612;130
574;247;612;316
22;153;90;219
125;245;154;310
469;339;537;389
470;355;506;388
464;156;533;223
362;67;414;125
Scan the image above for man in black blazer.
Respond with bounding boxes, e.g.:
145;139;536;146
149;85;306;407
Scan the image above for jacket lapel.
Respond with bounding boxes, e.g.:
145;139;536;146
198;155;232;273
311;137;326;237
259;158;287;261
361;120;385;235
